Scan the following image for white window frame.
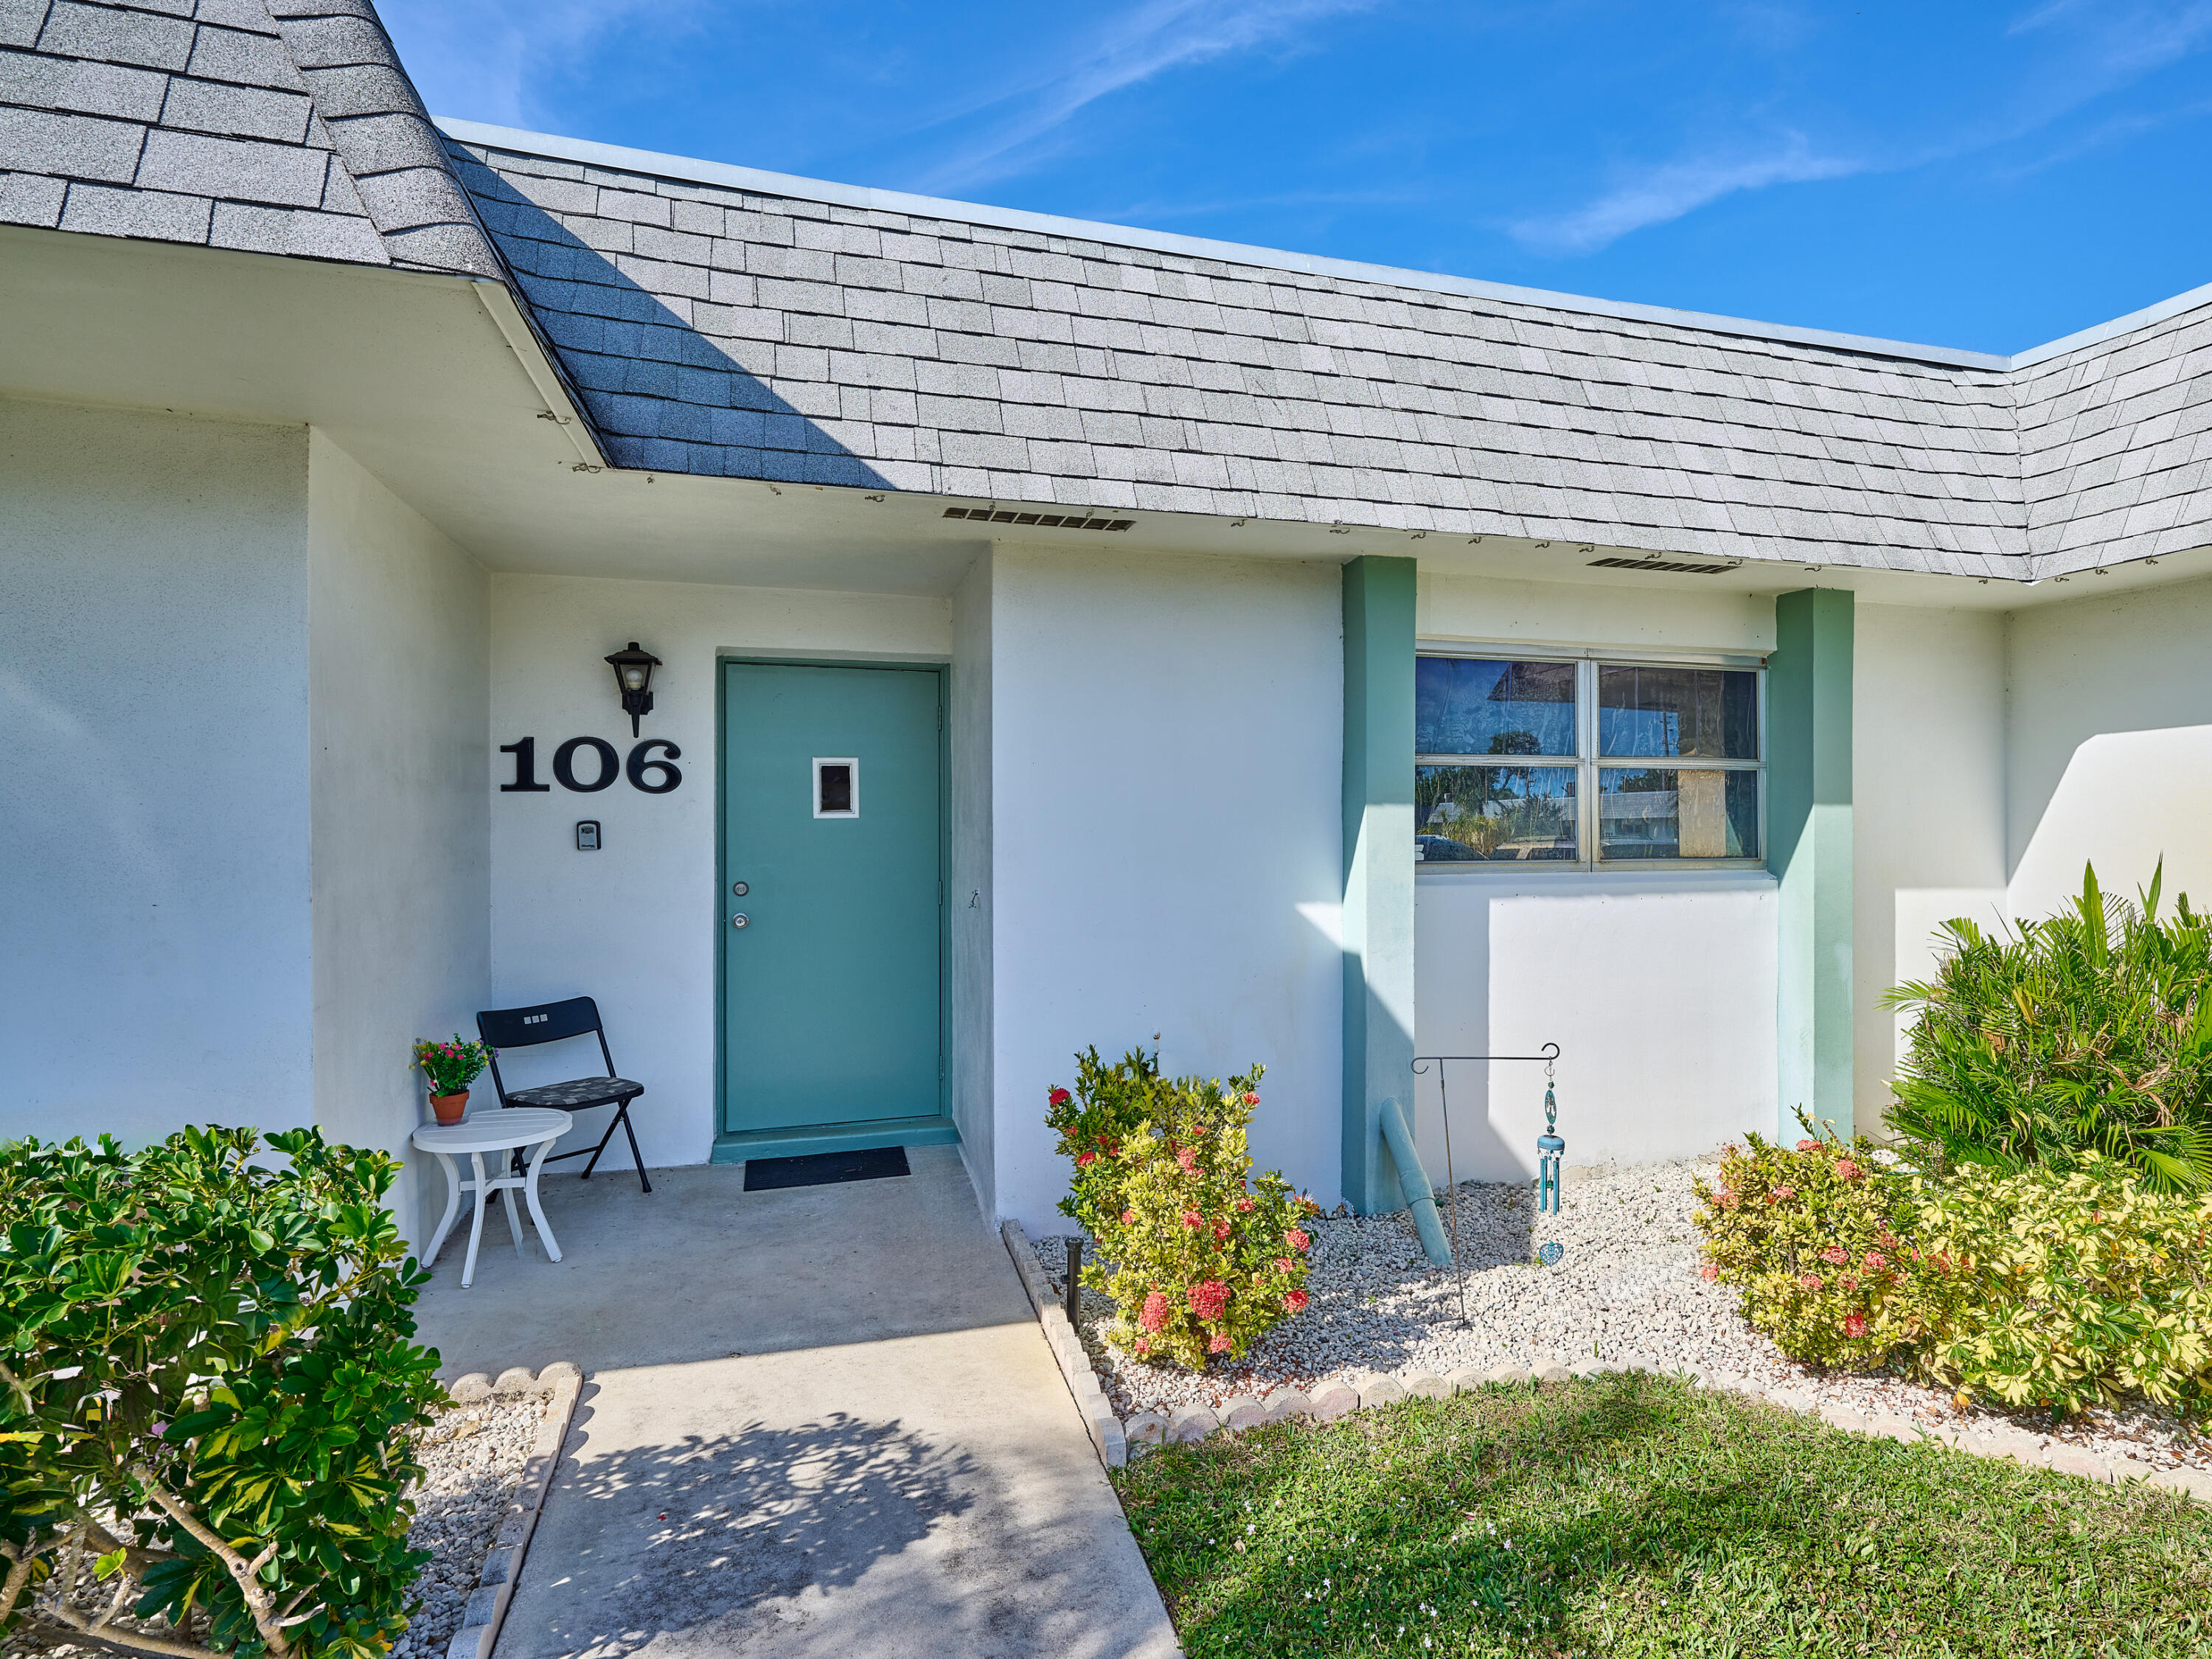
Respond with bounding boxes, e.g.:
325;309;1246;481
1414;642;1767;872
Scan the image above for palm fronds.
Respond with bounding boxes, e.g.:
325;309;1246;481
1884;860;2212;1192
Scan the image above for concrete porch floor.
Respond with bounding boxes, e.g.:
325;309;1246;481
411;1147;1179;1659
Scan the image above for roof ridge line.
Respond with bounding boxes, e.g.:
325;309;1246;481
435;116;2019;374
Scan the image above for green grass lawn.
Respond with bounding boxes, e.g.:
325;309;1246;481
1111;1373;2212;1658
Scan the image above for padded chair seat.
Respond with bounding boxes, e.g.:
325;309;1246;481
506;1077;644;1110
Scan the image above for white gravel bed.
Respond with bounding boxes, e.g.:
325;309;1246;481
1035;1158;2212;1475
392;1395;545;1659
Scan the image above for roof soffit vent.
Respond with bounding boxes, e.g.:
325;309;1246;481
943;507;1134;531
1587;554;1737;577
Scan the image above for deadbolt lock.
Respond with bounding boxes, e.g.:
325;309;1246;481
732;880;748;896
731;913;748;929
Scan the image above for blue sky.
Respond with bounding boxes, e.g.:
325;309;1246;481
380;1;2212;354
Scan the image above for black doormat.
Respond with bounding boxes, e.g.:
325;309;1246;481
743;1144;911;1191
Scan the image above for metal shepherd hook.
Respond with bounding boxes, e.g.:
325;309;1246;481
1409;1043;1562;1326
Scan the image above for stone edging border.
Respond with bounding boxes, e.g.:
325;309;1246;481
440;1362;585;1659
1002;1221;1127;1467
999;1223;2212;1501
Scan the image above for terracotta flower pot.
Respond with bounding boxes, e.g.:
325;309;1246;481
431;1090;469;1126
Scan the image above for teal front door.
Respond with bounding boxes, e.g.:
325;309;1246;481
721;662;944;1136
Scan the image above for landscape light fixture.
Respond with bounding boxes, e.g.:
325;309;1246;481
604;641;661;737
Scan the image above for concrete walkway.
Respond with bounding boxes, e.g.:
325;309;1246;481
412;1147;1179;1659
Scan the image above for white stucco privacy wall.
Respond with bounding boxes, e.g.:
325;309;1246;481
987;546;1345;1233
308;432;491;1249
2006;573;2212;925
1;400;314;1148
1411;572;1778;1177
1849;603;2007;1135
488;572;953;1170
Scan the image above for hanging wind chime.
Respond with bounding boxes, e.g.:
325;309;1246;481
1412;1042;1564;1324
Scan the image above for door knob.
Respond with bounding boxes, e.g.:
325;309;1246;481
731;913;749;929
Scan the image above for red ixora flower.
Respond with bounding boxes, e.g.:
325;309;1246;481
1820;1245;1850;1267
1139;1292;1170;1333
1048;1088;1072;1107
1208;1333;1233;1354
1713;1191;1738;1209
1770;1186;1797;1203
1075;1152;1096;1166
1863;1251;1888;1270
1135;1337;1151;1354
1175;1147;1199;1175
1836;1160;1862;1181
1211;1218;1231;1242
1182;1211;1204;1229
1284;1288;1309;1314
1119;1209;1135;1225
1700;1262;1720;1282
1275;1256;1295;1274
1242;1092;1260;1105
1235;1197;1254;1212
1188;1280;1229;1321
1286;1227;1310;1252
1797;1138;1820;1152
1798;1273;1824;1290
1843;1312;1868;1338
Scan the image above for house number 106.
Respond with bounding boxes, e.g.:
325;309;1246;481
499;736;682;794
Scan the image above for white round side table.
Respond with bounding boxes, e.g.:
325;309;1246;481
411;1107;573;1288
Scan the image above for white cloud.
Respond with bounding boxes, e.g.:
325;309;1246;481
378;0;699;128
1508;141;1859;256
914;0;1380;191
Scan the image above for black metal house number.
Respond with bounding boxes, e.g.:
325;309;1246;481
500;737;682;794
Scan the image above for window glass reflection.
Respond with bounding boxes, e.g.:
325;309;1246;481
1598;768;1759;860
1416;765;1579;862
1416;658;1576;757
1598;666;1758;759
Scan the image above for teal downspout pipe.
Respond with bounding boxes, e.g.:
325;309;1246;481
1377;1098;1453;1267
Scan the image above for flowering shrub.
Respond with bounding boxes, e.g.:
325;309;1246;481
1046;1054;1316;1369
412;1035;490;1096
1915;1155;2212;1416
1694;1124;1941;1369
1046;1045;1178;1236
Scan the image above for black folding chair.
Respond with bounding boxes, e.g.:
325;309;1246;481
476;997;653;1193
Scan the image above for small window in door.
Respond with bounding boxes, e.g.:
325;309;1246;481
814;757;858;818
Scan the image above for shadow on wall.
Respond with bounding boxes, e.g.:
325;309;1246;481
2008;726;2212;922
522;1399;977;1656
448;150;894;489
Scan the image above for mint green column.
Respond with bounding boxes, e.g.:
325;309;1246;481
1767;588;1854;1137
1342;557;1417;1215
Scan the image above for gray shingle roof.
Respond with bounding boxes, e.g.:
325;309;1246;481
7;2;2210;580
0;0;497;275
446;135;2031;574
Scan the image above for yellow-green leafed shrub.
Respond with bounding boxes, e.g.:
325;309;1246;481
1694;1127;1943;1369
1048;1056;1316;1370
1916;1155;2212;1416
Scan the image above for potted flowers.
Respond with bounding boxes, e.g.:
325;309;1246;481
414;1035;492;1125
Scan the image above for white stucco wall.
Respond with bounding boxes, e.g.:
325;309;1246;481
1850;602;2007;1135
950;550;995;1217
307;432;490;1248
2006;574;2212;923
987;546;1345;1232
1411;572;1778;1177
488;572;953;1169
1;399;315;1147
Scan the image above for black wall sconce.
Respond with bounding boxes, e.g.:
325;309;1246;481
604;641;661;737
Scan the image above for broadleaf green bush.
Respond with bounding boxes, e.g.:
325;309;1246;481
0;1127;442;1659
1046;1050;1316;1370
1885;861;2212;1192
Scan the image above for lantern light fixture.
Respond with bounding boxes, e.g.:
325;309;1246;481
604;641;662;737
